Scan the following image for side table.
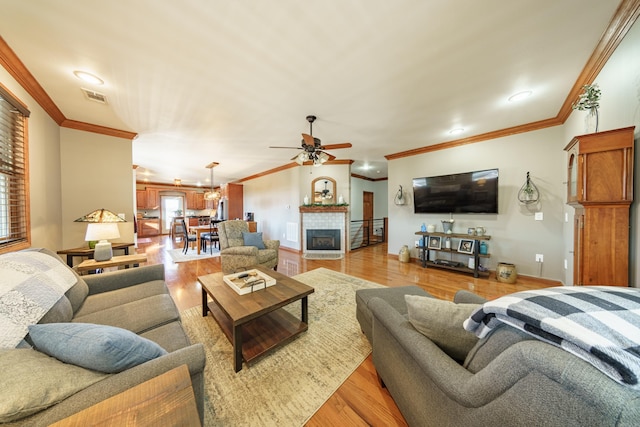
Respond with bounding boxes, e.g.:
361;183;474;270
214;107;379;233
76;253;148;274
49;364;201;427
57;242;134;267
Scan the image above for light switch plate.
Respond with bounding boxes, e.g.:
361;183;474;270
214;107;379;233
534;212;543;221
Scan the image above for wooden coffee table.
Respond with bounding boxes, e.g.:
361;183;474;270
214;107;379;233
198;266;314;372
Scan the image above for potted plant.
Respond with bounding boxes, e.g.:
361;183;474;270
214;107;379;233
572;83;601;132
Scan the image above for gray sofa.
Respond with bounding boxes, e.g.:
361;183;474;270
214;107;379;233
356;285;640;427
1;248;206;426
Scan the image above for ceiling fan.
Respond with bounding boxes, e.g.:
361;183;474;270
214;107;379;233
270;115;352;166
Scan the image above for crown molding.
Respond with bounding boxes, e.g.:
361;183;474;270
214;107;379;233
0;36;137;140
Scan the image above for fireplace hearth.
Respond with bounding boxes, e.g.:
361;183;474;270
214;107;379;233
306;229;341;251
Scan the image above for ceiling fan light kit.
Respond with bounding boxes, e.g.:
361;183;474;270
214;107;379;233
270;115;352;166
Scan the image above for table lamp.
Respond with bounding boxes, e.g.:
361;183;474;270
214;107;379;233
75;208;126;261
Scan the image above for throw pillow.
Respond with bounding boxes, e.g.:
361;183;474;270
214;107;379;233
405;295;480;361
242;231;266;249
28;323;168;373
0;349;107;422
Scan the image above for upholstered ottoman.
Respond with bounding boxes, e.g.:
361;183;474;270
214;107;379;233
355;285;430;343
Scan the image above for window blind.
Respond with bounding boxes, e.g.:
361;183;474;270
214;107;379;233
0;84;30;253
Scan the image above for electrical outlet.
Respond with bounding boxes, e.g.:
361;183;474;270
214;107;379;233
564;259;568;269
536;254;544;262
534;212;544;221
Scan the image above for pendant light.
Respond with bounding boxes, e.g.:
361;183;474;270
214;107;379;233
204;162;220;200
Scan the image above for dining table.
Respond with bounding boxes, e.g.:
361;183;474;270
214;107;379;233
190;224;218;254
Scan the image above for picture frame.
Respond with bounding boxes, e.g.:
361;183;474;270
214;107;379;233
457;239;475;254
427;236;442;250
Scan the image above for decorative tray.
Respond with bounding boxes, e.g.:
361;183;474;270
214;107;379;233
223;269;276;295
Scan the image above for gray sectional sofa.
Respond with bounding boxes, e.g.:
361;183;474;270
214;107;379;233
356;285;640;427
1;248;205;426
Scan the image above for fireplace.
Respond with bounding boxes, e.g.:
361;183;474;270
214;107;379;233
300;206;347;258
306;229;341;251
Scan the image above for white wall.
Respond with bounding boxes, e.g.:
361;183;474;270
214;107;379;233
388;126;566;280
0;67;63;252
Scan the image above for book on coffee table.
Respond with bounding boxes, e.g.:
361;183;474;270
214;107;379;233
223;269;277;295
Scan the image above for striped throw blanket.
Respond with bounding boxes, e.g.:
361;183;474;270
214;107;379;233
463;286;640;388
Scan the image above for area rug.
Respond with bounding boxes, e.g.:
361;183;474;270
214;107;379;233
180;267;384;426
167;247;220;263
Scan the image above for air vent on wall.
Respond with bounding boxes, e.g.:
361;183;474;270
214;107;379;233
81;88;108;104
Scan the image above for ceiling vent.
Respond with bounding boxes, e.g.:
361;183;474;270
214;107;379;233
81;88;108;104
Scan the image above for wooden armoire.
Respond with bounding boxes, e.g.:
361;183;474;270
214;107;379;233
564;126;635;286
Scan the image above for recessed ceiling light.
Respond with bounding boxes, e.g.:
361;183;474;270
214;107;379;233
449;128;465;135
508;90;532;102
73;70;104;85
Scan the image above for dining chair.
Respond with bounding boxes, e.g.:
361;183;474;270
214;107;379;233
180;219;198;254
200;221;219;254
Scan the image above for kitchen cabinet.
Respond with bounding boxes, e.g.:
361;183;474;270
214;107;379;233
136;190;146;209
186;191;206;210
146;188;159;209
136;188;159;209
138;218;160;237
564;126;634;286
220;183;243;220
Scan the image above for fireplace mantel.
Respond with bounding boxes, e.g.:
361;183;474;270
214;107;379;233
299;205;348;213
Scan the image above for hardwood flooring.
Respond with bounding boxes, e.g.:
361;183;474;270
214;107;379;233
135;235;557;426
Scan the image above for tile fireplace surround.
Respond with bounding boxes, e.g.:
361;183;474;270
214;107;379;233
300;206;348;256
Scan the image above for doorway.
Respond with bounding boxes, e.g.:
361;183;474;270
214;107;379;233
363;191;374;243
161;195;184;234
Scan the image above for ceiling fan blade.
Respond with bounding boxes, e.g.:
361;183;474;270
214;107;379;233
269;146;302;149
319;142;352;150
301;133;316;147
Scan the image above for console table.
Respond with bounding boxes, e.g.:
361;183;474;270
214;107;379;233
76;253;148;274
57;242;134;267
415;231;491;278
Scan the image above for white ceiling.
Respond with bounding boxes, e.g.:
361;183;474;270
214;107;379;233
0;1;623;185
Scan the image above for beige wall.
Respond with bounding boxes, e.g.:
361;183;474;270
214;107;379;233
60;128;134;248
0;66;63;252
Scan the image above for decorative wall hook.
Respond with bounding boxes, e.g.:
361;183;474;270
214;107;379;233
394;185;406;205
518;171;540;204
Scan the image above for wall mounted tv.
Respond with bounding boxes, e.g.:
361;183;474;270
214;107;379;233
412;169;499;214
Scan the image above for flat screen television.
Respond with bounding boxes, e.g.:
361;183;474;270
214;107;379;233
412;169;499;214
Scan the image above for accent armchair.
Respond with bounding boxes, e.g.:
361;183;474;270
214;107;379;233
217;220;279;273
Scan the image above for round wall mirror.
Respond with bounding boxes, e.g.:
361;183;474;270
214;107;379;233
311;177;336;204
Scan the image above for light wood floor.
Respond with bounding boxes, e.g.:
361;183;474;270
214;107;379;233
135;235;557;426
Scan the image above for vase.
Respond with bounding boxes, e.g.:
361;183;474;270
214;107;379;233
584;108;599;133
496;262;517;284
399;245;410;263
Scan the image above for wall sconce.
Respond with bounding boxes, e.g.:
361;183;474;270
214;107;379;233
394;185;406;205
